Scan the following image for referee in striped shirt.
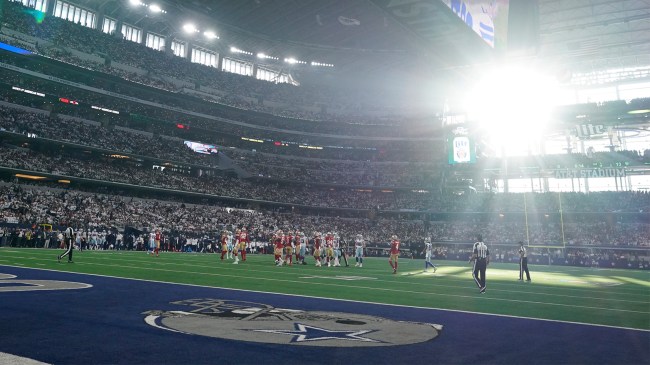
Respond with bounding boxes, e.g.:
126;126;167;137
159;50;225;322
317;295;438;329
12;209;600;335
470;235;489;293
518;241;531;281
57;226;75;263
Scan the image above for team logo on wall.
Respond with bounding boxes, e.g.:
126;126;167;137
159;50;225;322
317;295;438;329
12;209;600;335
0;273;92;292
143;299;443;347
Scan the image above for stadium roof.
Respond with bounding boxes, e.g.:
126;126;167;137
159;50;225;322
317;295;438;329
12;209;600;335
91;0;492;81
87;0;650;90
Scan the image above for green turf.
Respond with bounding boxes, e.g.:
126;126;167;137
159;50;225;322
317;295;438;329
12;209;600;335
1;248;649;330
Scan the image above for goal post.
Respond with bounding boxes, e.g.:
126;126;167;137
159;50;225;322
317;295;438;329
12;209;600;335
522;192;567;263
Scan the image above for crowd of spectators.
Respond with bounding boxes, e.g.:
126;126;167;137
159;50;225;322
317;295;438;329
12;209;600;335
0;65;436;161
1;184;647;265
2;100;646;194
0;106;219;167
0;144;438;210
2;138;650;212
0;103;440;187
223;149;438;187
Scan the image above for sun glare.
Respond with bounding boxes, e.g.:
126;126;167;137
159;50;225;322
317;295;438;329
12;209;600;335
464;64;562;156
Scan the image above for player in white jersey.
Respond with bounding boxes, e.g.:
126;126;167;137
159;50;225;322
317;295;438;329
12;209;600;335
297;232;308;265
226;230;234;260
332;233;341;267
232;229;241;264
354;234;365;267
90;230;98;250
148;231;156;255
423;237;437;273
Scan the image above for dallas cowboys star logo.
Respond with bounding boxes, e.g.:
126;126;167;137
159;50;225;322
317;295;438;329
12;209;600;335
252;323;382;343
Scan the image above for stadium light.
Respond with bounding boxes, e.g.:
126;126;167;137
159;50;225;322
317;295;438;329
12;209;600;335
284;57;306;65
230;47;253;56
311;61;334;67
182;23;198;33
257;53;279;60
203;31;218;40
129;0;142;6
149;4;162;13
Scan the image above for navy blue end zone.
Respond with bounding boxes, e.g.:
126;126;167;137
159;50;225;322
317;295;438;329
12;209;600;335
0;265;647;365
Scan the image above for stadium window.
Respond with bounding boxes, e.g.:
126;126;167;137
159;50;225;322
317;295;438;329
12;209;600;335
191;47;218;68
53;1;95;28
121;23;142;43
12;0;47;12
171;40;186;58
256;67;289;84
102;17;117;35
146;32;165;51
222;57;253;76
618;81;650;101
576;86;617;104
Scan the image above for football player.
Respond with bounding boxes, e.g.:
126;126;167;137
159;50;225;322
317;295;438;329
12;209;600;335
239;227;249;262
354;234;365;267
283;230;294;266
332;233;341;267
423;236;437;272
231;229;240;264
297;231;308;265
273;230;284;266
313;232;322;267
325;232;334;267
219;230;229;260
389;235;400;274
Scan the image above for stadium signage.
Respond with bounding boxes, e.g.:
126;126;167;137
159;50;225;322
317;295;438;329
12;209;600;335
91;105;120;114
11;86;45;97
143;298;442;347
575;124;606;139
554;168;626;179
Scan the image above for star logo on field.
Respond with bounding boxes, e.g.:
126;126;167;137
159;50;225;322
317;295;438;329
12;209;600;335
252;323;382;343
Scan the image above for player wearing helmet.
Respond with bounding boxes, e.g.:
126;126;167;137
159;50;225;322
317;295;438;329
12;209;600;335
297;231;308;265
273;230;284;266
283;230;294;266
423;236;437;272
231;229;240;264
332;233;341;267
389;235;400;274
324;232;335;267
239;227;249;262
313;232;322;267
220;230;229;260
354;234;365;267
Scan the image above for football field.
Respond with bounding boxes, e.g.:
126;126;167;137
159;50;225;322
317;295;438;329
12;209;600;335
1;248;648;330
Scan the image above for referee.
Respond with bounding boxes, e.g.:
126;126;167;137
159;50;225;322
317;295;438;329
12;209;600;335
57;225;75;263
470;235;489;293
518;241;531;282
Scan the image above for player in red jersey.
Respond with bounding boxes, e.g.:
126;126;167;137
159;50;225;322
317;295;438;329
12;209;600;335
273;230;284;266
283;230;294;266
389;235;400;274
154;229;161;257
220;230;229;260
239;227;250;262
313;232;322;267
324;232;335;267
